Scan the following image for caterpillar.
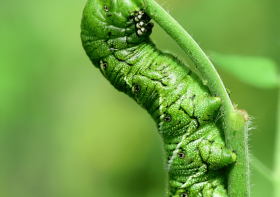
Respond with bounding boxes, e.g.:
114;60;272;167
80;0;236;196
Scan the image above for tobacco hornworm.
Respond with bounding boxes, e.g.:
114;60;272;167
80;0;236;196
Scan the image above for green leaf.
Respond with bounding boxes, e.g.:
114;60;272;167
210;51;279;88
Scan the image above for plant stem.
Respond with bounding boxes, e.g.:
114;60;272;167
145;0;234;114
145;0;249;196
273;86;280;197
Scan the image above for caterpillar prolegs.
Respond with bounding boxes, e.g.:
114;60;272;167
80;0;237;196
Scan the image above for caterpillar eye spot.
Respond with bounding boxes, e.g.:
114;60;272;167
102;63;108;70
104;5;108;12
178;152;185;159
138;10;143;15
140;27;145;32
164;116;171;122
134;85;141;93
137;14;143;19
136;23;141;29
181;193;188;197
135;17;140;22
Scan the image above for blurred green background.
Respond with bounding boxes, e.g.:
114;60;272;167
1;0;279;196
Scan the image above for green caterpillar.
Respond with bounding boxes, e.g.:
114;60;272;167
80;0;236;196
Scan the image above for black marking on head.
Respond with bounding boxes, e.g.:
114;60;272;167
178;152;185;159
232;150;237;155
133;11;153;36
209;140;215;144
134;85;141;93
104;5;108;12
164;115;171;122
190;94;196;100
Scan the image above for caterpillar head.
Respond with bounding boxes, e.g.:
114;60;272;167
81;0;154;64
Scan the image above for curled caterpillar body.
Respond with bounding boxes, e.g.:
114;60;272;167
81;1;236;196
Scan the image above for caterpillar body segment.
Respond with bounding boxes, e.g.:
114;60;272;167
81;1;236;196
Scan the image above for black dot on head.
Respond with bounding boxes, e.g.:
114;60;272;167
178;152;185;159
134;85;141;93
102;63;108;70
164;116;171;122
104;5;108;12
181;193;188;197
